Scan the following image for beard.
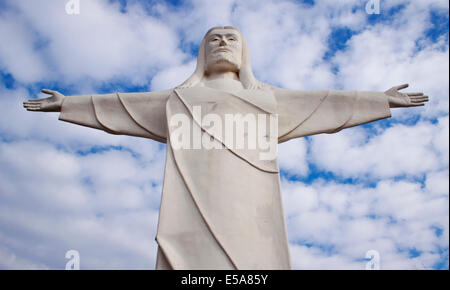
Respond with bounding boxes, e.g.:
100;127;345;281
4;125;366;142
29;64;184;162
206;52;240;74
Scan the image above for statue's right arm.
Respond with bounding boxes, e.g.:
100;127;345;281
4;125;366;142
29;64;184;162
23;89;171;143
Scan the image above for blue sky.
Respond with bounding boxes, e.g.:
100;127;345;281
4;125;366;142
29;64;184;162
0;0;448;269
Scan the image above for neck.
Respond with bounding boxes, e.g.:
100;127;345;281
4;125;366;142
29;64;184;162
202;76;244;94
204;71;239;82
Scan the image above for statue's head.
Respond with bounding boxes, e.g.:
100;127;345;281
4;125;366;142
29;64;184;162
178;26;268;89
204;27;243;75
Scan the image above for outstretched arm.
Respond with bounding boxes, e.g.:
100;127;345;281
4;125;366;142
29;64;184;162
275;84;429;143
23;89;170;143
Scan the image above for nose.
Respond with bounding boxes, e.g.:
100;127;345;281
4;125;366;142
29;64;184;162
219;38;227;46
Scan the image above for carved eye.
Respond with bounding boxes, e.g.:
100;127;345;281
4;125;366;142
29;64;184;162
229;37;236;41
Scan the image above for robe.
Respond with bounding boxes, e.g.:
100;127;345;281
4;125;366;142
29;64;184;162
58;84;391;269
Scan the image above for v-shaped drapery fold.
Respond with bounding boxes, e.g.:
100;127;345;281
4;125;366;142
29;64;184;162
173;87;279;173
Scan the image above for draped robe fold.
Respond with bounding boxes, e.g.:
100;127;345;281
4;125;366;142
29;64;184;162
58;86;391;269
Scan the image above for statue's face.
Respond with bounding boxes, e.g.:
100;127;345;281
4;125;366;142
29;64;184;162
205;28;242;74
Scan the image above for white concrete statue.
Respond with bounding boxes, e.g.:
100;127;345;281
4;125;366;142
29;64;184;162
23;26;429;270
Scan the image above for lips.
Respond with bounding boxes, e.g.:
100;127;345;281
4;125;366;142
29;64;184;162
214;48;232;53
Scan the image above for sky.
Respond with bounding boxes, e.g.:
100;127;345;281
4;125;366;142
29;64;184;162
0;0;448;270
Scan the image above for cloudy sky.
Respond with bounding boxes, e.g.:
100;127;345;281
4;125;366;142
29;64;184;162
0;0;448;269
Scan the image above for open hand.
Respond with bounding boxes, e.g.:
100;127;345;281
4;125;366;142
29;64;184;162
23;89;65;112
385;84;429;108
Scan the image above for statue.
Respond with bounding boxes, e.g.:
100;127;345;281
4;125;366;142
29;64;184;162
23;26;429;270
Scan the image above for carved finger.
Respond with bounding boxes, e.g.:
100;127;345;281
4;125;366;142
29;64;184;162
24;105;41;108
23;105;42;110
26;107;42;111
407;92;424;96
395;83;409;90
411;98;429;103
412;96;429;100
23;101;42;105
410;95;429;101
25;97;51;103
24;105;41;110
23;102;41;107
41;89;56;95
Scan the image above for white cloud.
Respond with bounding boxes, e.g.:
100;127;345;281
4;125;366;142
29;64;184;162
150;60;197;91
283;177;448;269
278;138;309;177
332;5;449;118
0;13;48;83
309;118;448;179
0;0;188;87
0;138;164;269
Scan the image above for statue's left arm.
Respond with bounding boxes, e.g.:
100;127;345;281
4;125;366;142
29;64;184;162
275;84;428;143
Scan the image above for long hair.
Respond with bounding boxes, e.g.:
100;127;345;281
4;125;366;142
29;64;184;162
177;26;269;90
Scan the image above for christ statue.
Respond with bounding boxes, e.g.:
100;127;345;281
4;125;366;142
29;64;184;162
23;26;429;270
